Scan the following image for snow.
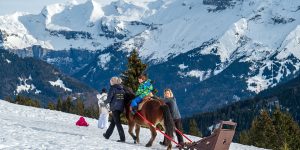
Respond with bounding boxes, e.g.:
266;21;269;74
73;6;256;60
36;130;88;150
0;100;266;150
178;69;212;81
178;64;188;70
5;59;11;63
14;76;41;95
246;74;270;94
276;25;300;60
97;53;111;70
1;0;300;93
49;78;72;92
1;0;300;61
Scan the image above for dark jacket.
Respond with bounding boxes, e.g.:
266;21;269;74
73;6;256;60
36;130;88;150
105;84;125;112
163;97;181;120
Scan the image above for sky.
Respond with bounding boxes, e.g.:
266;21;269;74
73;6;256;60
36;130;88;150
0;0;86;15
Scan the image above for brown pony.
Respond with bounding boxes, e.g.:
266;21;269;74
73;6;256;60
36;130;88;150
123;87;174;150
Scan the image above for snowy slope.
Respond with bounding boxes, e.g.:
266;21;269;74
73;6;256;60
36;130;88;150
0;100;265;150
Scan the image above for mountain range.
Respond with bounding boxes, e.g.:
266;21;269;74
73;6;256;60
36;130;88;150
1;0;300;115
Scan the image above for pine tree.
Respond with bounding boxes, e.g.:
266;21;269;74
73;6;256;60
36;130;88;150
272;108;300;150
64;96;72;113
239;131;250;144
247;110;276;149
4;96;14;103
239;108;300;150
75;98;85;116
280;142;290;150
189;119;202;137
47;102;56;110
121;49;147;91
56;97;63;111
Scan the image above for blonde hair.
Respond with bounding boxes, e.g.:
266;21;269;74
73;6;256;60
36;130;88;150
117;77;123;84
164;88;174;98
110;77;119;86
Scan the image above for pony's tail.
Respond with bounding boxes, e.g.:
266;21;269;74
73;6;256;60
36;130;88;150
161;105;174;147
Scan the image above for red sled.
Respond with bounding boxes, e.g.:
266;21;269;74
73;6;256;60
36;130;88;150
76;116;89;127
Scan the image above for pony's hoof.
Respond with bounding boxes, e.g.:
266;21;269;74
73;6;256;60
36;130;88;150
134;140;136;144
146;143;152;147
133;136;137;140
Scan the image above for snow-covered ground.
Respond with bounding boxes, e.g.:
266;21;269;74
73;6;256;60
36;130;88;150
0;100;265;150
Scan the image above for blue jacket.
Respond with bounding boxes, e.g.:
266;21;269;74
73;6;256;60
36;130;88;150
105;84;125;112
163;97;181;119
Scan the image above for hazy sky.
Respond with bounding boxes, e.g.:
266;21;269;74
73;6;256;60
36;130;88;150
0;0;86;15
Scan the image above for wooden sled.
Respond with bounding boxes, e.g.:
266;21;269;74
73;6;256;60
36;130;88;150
179;121;237;150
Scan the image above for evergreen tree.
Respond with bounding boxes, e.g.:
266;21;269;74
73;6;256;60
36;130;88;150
189;119;202;137
64;96;72;113
56;97;63;111
247;110;276;149
4;96;14;103
239;131;250;144
272;108;300;150
239;108;300;150
280;142;289;150
121;49;147;91
75;98;85;116
47;102;56;110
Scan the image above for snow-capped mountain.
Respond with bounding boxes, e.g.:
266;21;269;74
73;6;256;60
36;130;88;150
1;0;300;115
0;100;266;150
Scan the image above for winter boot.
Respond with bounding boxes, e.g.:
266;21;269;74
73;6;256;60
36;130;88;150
131;106;138;115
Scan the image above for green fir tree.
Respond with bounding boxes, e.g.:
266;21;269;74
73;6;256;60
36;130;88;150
121;49;147;91
189;119;202;137
47;102;56;110
56;97;63;111
75;98;85;116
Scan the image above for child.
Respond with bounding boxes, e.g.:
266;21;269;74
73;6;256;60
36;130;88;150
130;75;153;114
97;88;109;129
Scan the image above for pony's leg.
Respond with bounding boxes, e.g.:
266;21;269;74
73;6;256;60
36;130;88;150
128;122;137;143
135;124;141;144
145;125;157;147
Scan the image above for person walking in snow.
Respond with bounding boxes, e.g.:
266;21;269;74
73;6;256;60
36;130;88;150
103;77;126;142
160;88;184;147
130;74;153;114
98;88;109;129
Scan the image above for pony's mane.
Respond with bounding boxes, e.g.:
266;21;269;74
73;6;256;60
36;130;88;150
123;86;135;105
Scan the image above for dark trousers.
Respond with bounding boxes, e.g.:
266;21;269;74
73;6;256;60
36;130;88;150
104;110;125;141
163;119;184;144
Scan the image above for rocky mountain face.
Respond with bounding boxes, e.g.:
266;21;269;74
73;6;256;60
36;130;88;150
0;48;99;106
1;0;300;115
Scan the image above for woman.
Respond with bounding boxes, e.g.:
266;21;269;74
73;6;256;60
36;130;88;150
103;77;126;142
98;88;109;129
160;88;184;146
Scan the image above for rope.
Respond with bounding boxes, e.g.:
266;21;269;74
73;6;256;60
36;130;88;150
136;112;182;147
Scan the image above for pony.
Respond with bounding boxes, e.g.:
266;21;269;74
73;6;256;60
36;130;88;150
123;87;174;150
